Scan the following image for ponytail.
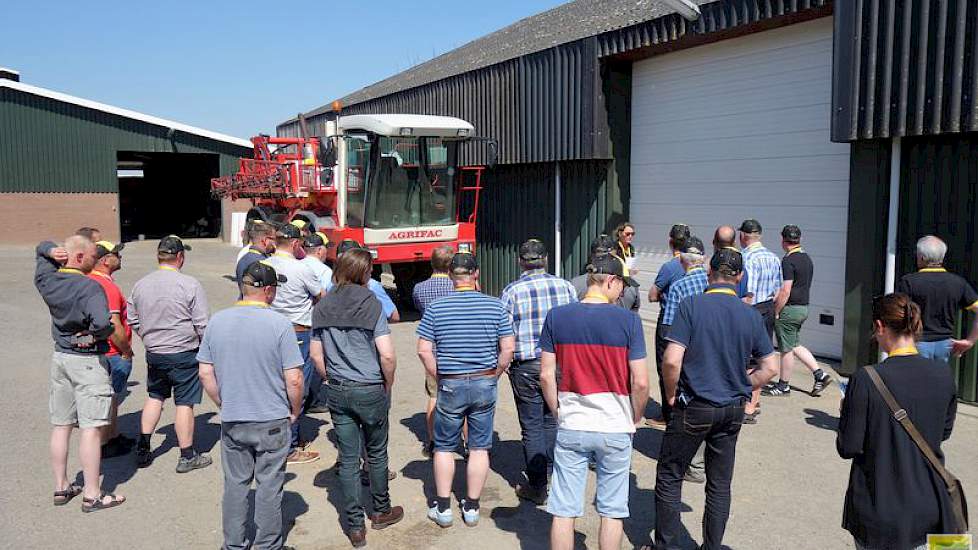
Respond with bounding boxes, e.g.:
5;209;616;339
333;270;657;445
873;293;922;338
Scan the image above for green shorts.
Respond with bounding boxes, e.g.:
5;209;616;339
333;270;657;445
49;352;113;429
775;305;809;352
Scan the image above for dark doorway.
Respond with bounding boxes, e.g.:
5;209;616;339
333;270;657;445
117;152;221;241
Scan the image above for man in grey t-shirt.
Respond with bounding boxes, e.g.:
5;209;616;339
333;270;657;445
198;261;305;550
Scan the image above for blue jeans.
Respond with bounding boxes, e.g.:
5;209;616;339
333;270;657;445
433;375;498;452
917;339;952;364
546;429;632;518
105;354;133;398
655;399;745;550
509;361;556;489
290;330;320;450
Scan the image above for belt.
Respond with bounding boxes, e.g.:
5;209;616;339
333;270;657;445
328;378;384;387
293;324;310;332
439;368;497;380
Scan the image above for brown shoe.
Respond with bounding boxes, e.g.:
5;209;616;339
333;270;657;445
286;449;320;465
370;505;405;530
645;417;667;430
347;528;366;547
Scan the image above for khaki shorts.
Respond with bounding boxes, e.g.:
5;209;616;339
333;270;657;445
49;352;113;429
425;374;438;398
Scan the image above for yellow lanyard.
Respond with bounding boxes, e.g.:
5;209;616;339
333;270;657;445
235;300;269;308
888;346;918;357
432;274;449;279
706;288;737;296
583;292;611;303
455;285;476;292
786;246;803;256
618;242;633;258
686;266;705;274
159;265;179;272
57;268;84;275
273;252;293;259
746;243;763;252
919;268;947;273
89;270;112;280
247;248;263;255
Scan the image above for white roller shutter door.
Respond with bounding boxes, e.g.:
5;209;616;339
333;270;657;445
629;17;849;358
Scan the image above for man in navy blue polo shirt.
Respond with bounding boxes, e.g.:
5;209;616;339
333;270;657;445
648;248;778;550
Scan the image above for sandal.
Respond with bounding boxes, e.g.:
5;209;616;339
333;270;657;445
81;493;125;513
53;484;82;506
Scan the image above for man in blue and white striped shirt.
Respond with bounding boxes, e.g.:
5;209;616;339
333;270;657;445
500;239;577;505
739;219;782;422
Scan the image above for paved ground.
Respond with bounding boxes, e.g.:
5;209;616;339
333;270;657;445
3;239;977;549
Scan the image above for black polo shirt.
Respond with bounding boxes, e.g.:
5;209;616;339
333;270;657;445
782;248;814;306
666;283;775;406
896;268;978;341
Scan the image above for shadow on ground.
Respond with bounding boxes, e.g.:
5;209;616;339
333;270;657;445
803;408;839;431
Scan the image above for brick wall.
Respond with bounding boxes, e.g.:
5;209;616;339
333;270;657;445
0;193;120;244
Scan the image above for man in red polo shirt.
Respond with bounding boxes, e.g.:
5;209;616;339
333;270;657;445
88;240;135;458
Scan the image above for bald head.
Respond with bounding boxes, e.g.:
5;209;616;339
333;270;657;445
65;235;97;273
714;225;736;251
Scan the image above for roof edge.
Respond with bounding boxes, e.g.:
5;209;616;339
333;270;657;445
1;80;253;149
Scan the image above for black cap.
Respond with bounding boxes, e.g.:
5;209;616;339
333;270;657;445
336;239;364;255
589;234;616;257
669;224;691;241
739;219;762;234
276;223;301;240
781;224;801;241
519;239;548;261
242;261;288;288
158;235;191;253
450;252;479;273
710;248;744;276
95;240;124;258
681;236;705;255
589;253;640;287
303;231;332;248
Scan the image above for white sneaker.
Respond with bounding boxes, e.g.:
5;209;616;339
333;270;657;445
460;500;479;526
427;504;453;528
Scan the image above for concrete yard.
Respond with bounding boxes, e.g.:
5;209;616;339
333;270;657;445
3;239;977;549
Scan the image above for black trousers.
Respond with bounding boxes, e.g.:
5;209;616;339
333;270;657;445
654;399;746;550
654;321;672;421
753;300;776;340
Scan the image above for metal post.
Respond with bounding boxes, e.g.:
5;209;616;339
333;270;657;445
555;162;562;277
884;137;901;294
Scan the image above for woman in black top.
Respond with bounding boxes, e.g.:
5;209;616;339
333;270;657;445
837;293;958;550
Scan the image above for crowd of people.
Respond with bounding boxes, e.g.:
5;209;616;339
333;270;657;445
33;217;974;550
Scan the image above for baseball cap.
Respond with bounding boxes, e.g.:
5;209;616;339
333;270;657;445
450;252;479;273
276;223;301;239
669;223;691;241
519;239;547;261
303;231;332;248
589;234;616;257
739;219;762;234
781;224;802;241
290;219;308;230
681;236;705;255
336;239;364;255
710;248;744;276
589;253;640;287
242;261;288;288
95;240;124;258
158;235;191;253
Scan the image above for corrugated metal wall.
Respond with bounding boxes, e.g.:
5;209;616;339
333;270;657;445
278;38;600;166
597;0;831;57
0;87;249;193
832;0;978;141
897;134;978;402
560;160;627;278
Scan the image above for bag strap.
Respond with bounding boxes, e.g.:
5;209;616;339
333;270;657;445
862;366;955;489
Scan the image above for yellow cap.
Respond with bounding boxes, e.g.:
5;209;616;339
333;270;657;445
315;231;330;245
290;219;307;229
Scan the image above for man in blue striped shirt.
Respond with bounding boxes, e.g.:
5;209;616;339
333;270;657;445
739;219;782;422
417;252;515;528
500;239;577;505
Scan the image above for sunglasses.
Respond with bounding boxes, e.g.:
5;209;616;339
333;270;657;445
622;232;635;236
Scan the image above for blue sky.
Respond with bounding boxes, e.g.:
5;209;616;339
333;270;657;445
3;0;564;138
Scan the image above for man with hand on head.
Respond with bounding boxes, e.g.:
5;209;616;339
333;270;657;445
36;235;124;512
198;261;305;550
88;240;135;458
236;220;276;286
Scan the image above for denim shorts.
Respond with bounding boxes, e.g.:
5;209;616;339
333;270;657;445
547;429;632;519
433;375;498;452
917;339;952;364
146;350;202;406
105;355;133;397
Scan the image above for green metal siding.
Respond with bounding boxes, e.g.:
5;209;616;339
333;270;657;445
0;87;250;193
560;160;627;278
897;134;978;402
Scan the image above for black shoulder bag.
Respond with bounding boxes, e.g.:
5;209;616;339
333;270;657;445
863;366;969;533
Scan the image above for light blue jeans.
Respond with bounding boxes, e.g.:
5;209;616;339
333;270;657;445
917;339;952;364
547;429;632;519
